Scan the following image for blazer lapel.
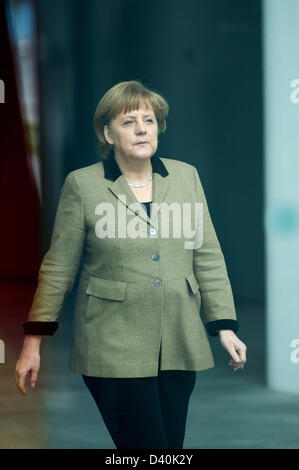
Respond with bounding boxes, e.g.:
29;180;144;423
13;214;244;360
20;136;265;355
107;171;169;226
105;154;169;227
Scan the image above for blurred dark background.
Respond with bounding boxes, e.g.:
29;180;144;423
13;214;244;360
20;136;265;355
36;0;263;303
1;0;273;450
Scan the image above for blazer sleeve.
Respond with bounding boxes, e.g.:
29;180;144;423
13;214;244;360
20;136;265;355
22;171;86;336
192;166;239;337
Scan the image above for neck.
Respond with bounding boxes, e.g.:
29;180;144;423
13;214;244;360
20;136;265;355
114;153;153;183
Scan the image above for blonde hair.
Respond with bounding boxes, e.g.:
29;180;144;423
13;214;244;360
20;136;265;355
93;80;169;159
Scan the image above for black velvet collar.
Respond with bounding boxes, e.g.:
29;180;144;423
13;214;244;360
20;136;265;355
103;152;169;181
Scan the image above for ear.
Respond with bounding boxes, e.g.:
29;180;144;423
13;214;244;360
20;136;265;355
104;125;113;145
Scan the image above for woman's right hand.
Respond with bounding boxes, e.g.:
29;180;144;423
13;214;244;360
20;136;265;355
14;335;43;395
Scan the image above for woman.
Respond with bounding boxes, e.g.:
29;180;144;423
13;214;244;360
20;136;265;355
15;80;247;449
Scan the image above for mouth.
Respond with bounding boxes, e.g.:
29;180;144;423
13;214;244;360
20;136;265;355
135;142;149;145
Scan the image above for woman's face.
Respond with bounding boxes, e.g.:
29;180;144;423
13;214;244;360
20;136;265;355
104;101;158;162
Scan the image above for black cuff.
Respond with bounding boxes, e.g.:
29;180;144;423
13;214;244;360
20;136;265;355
206;319;239;337
22;321;59;336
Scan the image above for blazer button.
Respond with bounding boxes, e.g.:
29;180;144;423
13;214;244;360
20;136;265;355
151;254;159;261
154;279;162;287
149;227;157;235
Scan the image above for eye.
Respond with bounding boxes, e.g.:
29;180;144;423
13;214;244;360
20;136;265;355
123;118;154;125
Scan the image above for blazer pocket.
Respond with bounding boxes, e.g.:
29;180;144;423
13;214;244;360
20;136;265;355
85;276;128;322
185;272;200;295
86;276;127;301
185;272;202;313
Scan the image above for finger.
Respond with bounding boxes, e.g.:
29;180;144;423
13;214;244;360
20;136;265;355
16;372;27;395
229;359;245;367
236;348;247;362
229;359;246;366
228;346;241;363
236;364;245;371
30;370;39;388
229;360;245;369
235;345;247;361
230;362;242;369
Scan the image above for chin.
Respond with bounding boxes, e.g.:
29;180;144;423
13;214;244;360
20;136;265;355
134;150;154;159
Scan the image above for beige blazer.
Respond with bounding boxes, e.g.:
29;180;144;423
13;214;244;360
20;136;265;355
22;154;239;377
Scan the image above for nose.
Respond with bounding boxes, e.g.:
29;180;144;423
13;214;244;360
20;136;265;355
135;119;146;134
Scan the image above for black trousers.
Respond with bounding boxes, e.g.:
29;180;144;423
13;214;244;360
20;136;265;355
82;345;196;449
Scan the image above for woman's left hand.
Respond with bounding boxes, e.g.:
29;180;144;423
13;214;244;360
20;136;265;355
218;330;247;371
